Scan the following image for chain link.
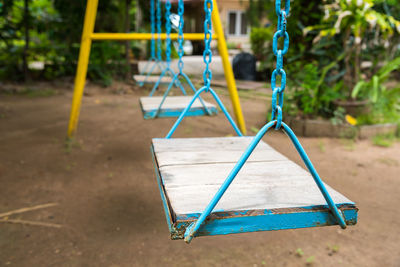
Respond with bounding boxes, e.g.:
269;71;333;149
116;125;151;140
271;0;290;129
177;0;185;73
165;0;172;66
156;0;162;61
150;0;156;59
203;0;213;90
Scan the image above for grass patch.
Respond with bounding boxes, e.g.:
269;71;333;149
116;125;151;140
317;140;326;153
10;88;57;97
340;138;356;151
372;133;396;148
64;137;81;153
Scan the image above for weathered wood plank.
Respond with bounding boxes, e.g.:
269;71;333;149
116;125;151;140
159;161;311;187
152;137;271;152
155;149;287;167
165;183;353;215
134;75;173;84
152;137;355;218
140;96;216;111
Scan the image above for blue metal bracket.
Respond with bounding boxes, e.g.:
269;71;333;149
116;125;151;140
149;72;214;119
148;66;186;96
166;87;243;138
136;57;166;87
182;121;347;243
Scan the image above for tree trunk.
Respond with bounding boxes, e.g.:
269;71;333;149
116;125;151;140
125;0;132;80
22;0;30;81
343;28;353;98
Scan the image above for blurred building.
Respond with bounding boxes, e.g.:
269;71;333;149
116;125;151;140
143;0;250;54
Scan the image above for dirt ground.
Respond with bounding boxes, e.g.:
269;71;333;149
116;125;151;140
0;81;399;267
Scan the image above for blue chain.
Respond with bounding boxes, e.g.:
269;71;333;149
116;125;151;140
165;0;172;66
150;0;156;59
271;0;290;129
177;0;185;74
156;0;162;61
203;0;213;91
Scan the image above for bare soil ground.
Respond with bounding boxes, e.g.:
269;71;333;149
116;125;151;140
0;81;399;267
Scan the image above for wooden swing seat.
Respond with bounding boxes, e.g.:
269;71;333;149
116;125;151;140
140;96;218;119
134;75;173;84
151;136;358;240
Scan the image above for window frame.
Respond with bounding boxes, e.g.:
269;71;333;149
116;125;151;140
226;10;249;37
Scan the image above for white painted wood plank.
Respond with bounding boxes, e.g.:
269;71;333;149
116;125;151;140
166;183;353;215
159;161;311;187
134;75;173;83
152;137;354;216
140;96;216;111
152;137;271;152
155;149;287;167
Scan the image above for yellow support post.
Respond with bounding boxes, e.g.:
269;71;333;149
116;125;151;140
67;0;99;137
211;0;247;134
67;0;247;137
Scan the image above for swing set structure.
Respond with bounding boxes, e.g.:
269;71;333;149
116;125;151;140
67;0;358;243
67;0;246;137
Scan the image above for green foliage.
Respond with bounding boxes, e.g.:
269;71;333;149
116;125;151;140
351;56;400;124
250;27;274;71
352;56;400;102
331;107;346;125
285;62;342;118
372;133;396;147
250;27;272;58
0;0;138;82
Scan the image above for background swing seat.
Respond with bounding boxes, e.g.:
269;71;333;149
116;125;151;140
151;136;358;240
140;96;218;119
134;75;173;85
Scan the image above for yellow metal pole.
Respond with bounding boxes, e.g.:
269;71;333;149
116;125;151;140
91;33;218;41
67;0;99;137
211;0;247;134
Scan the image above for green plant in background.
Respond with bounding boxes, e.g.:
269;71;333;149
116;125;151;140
0;0;138;83
250;27;274;72
372;133;396;147
250;27;273;60
352;56;400;124
304;0;400;96
352;56;400;102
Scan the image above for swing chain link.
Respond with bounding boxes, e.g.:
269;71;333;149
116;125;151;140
177;0;185;74
203;0;213;91
165;0;172;66
271;0;290;129
150;0;156;59
156;0;162;61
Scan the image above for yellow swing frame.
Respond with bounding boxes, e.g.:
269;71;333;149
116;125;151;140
67;0;246;137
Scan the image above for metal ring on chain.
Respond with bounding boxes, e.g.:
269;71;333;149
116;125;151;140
275;0;290;16
165;0;172;64
177;0;185;73
272;31;289;56
202;0;213;90
270;0;290;129
271;69;287;94
156;0;162;61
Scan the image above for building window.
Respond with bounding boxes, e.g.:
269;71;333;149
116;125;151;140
227;11;248;36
